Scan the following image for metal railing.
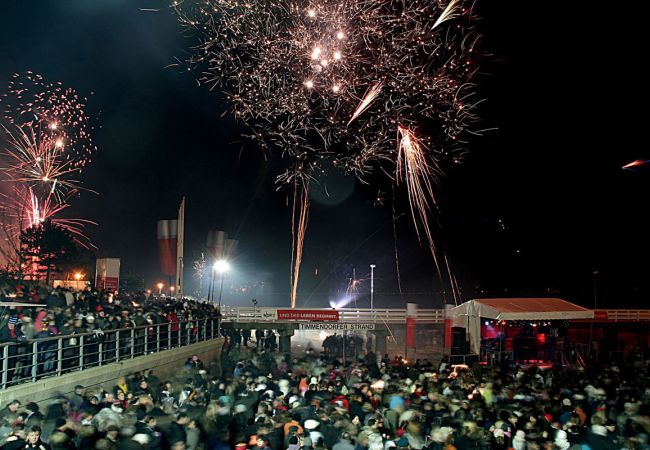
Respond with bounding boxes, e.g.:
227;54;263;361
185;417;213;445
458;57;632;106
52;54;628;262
596;309;650;321
220;307;446;323
0;318;220;390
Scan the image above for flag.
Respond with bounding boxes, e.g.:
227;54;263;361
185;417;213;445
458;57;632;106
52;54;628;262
157;220;178;278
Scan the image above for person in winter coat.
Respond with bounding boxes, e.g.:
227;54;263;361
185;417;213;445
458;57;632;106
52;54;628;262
24;426;51;450
168;413;190;447
332;432;355;450
0;425;26;450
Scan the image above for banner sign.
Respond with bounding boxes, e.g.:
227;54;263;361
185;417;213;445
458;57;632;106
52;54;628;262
157;220;178;277
277;309;340;321
299;323;375;331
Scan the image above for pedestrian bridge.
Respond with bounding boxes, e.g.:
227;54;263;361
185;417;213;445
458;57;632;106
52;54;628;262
220;306;446;323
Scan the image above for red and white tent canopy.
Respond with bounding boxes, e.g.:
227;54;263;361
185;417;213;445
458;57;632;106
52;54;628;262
448;298;594;354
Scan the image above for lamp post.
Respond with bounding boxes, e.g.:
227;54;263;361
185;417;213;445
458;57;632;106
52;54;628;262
157;282;164;296
213;260;231;336
370;264;376;311
170;286;175;297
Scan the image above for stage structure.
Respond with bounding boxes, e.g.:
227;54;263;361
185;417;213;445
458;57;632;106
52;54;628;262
447;298;594;360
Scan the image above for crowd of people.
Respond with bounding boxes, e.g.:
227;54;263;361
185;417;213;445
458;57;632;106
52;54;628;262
0;286;220;384
1;334;649;450
221;330;279;353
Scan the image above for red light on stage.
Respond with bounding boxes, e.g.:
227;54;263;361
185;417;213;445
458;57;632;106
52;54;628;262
536;333;546;344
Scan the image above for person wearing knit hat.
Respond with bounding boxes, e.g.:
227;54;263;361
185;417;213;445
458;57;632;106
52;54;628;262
304;419;323;445
512;430;527;450
554;430;570;450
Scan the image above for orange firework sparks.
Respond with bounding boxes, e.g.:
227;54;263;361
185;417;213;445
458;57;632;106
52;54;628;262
174;0;483;301
622;160;649;170
290;182;310;308
396;125;443;273
2;124;82;201
348;82;384;125
1;73;97;251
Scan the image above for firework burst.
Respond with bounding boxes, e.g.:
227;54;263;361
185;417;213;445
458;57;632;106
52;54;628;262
173;0;483;304
1;72;97;168
173;0;480;179
1;72;98;252
1;124;83;201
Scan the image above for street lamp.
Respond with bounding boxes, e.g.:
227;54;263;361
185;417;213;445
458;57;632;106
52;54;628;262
157;282;164;295
170;286;175;297
214;260;230;308
74;272;83;281
212;259;230;336
370;264;376;310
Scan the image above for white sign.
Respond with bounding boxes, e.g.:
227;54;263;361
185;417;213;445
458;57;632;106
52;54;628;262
259;308;278;321
299;323;376;331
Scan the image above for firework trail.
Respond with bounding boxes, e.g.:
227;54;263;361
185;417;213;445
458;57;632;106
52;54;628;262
173;0;483;304
396;125;443;271
348;82;384;126
345;267;361;298
290;182;310;308
622;160;650;170
0;185;95;249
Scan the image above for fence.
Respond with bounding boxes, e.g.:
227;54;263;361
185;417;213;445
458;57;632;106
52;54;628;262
1;318;220;390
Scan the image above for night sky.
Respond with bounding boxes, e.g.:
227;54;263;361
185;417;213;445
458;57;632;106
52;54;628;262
1;1;647;308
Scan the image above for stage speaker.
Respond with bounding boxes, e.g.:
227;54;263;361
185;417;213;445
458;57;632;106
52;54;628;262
451;327;466;347
451;343;469;355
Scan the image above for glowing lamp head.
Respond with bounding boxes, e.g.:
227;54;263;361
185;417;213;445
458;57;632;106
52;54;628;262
213;259;231;273
156;282;164;290
73;272;83;281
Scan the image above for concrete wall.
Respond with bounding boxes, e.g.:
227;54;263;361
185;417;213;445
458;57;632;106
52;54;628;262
0;337;223;408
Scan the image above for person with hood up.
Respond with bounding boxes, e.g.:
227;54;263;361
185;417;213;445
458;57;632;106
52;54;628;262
554;430;571;450
333;432;355;450
583;414;617;450
511;430;527;450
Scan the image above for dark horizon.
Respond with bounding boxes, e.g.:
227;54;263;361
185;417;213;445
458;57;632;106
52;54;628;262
1;1;647;309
